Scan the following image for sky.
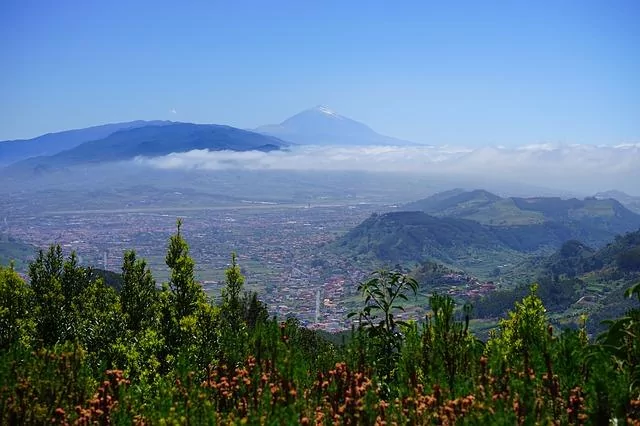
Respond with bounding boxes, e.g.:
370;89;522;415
1;0;639;146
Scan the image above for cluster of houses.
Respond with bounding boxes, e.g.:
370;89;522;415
440;273;497;298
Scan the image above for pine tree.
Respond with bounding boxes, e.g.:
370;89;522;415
29;246;67;346
121;250;158;332
158;219;207;369
221;252;244;319
165;219;203;319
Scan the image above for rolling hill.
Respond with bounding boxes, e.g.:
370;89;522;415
255;105;421;146
332;203;640;275
405;189;506;219
333;211;575;273
404;189;640;245
3;123;289;173
0;120;171;166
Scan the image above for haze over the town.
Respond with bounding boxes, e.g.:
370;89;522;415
2;0;639;146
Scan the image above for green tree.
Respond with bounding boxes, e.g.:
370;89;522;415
179;300;221;372
165;219;203;320
598;281;640;393
77;278;125;366
218;252;249;366
159;219;209;370
29;246;94;346
221;252;244;319
222;252;269;330
486;284;550;373
29;246;65;346
0;264;34;349
120;250;158;333
27;244;125;364
242;291;269;330
422;294;477;394
61;252;92;306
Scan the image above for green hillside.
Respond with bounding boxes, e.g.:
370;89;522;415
405;190;640;239
332;209;637;276
474;229;640;334
332;211;526;274
0;234;35;270
404;189;524;222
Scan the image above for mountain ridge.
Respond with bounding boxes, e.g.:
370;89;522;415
2;123;290;175
405;189;640;233
0;120;173;166
331;204;640;275
595;190;640;214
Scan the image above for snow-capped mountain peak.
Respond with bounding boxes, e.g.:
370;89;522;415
313;105;340;117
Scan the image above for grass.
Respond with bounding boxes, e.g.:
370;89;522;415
463;199;546;226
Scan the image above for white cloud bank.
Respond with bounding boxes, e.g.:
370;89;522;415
133;143;640;194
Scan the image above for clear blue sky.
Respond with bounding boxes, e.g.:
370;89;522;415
1;0;638;146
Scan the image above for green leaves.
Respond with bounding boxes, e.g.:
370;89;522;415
353;269;418;327
597;281;640;393
486;284;550;372
221;252;244;317
349;269;418;380
28;245;119;350
121;250;158;333
625;281;640;301
422;293;478;394
0;264;34;349
28;246;66;346
165;219;204;320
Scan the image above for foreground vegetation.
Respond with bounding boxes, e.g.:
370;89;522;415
1;220;639;424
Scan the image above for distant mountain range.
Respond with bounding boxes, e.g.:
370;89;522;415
254;105;421;146
332;190;640;273
3;123;289;174
0;106;420;171
2;110;638;196
0;120;172;166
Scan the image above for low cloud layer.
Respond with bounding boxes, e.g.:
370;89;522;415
133;144;640;194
